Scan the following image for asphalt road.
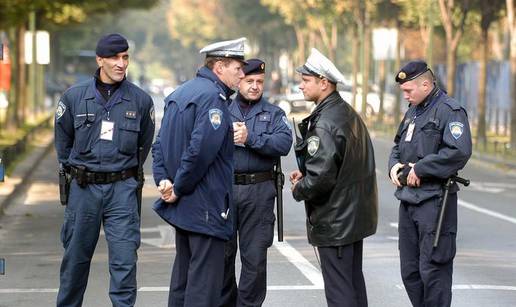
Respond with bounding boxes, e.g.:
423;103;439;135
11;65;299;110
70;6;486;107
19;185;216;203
1;100;516;306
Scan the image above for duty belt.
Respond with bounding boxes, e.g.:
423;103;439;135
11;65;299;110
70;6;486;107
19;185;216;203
234;171;274;185
70;166;137;186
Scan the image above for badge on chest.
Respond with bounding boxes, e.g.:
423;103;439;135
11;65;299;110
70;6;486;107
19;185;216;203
100;120;114;141
405;122;415;142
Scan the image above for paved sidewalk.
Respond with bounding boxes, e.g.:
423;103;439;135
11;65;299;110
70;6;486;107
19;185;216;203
0;130;54;216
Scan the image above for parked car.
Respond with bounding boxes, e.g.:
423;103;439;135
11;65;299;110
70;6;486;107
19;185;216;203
269;84;314;116
338;84;396;117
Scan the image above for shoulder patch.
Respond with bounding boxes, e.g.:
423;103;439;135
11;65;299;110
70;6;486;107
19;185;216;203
56;100;66;120
209;108;223;129
449;121;464;139
282;116;291;129
307;136;320;156
150;106;155;125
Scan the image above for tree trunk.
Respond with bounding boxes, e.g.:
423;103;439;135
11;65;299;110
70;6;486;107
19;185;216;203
508;0;516;150
394;23;402;123
16;26;26;127
377;59;386;124
362;25;371;118
477;27;489;147
438;0;468;97
294;27;305;69
446;46;457;96
331;21;337;63
6;27;18;130
352;26;359;109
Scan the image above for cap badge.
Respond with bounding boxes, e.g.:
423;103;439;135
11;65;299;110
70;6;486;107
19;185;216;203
398;71;406;80
260;63;265;70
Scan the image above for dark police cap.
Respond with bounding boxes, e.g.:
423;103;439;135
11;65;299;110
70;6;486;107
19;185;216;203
243;59;265;75
95;33;129;58
395;60;430;84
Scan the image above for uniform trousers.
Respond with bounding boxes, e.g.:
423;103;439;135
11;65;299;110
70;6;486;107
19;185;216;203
318;240;368;307
399;193;457;307
220;181;276;307
169;227;225;307
57;178;140;307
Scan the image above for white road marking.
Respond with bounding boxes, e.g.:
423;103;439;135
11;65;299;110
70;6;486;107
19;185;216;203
5;283;516;294
0;288;58;293
100;226;175;248
272;236;324;288
459;199;516;225
138;285;324;292
467;182;516;194
396;284;516;291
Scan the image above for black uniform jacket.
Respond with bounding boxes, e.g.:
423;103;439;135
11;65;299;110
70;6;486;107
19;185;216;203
293;91;378;247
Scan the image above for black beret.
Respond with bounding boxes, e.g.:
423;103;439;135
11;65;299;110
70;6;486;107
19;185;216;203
243;58;265;75
96;33;129;58
395;60;431;84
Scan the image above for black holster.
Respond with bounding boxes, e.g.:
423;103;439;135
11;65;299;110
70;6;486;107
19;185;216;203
59;167;71;206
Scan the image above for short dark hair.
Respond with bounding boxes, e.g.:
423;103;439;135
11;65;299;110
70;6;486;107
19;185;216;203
204;56;235;69
415;70;435;85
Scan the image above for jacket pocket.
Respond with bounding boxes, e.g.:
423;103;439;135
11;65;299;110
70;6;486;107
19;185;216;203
117;120;140;154
417;122;441;158
73;115;96;153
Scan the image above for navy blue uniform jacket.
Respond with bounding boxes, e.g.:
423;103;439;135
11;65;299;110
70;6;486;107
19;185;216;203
388;88;472;204
228;96;292;173
152;67;235;240
54;78;155;171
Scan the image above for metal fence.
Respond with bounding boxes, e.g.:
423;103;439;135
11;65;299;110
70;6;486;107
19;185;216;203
435;61;512;135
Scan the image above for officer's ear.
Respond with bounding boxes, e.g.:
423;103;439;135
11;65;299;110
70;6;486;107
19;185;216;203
320;78;332;91
96;56;104;68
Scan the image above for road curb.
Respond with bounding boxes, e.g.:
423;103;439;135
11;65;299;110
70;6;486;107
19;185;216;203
0;131;54;216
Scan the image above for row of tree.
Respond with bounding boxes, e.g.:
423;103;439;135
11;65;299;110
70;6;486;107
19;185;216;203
0;0;158;131
1;0;516;151
166;0;516;150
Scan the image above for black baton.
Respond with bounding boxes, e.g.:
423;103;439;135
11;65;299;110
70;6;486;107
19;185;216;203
136;147;145;217
275;158;285;242
433;175;470;248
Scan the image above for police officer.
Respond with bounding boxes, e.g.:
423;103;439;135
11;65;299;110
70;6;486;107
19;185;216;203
290;48;378;307
219;59;292;307
152;37;246;307
54;33;155;307
388;60;472;307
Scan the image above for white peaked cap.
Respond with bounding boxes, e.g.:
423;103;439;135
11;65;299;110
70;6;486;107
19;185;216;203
199;37;247;61
296;48;345;84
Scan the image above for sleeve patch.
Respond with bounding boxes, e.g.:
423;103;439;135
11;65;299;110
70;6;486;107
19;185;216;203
449;122;464;139
209;108;223;130
56;101;66;120
282;116;291;129
307;136;320;156
150;106;155;125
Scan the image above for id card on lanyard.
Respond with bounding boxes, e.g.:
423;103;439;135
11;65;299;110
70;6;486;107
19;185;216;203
95;87;120;142
405;121;415;142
